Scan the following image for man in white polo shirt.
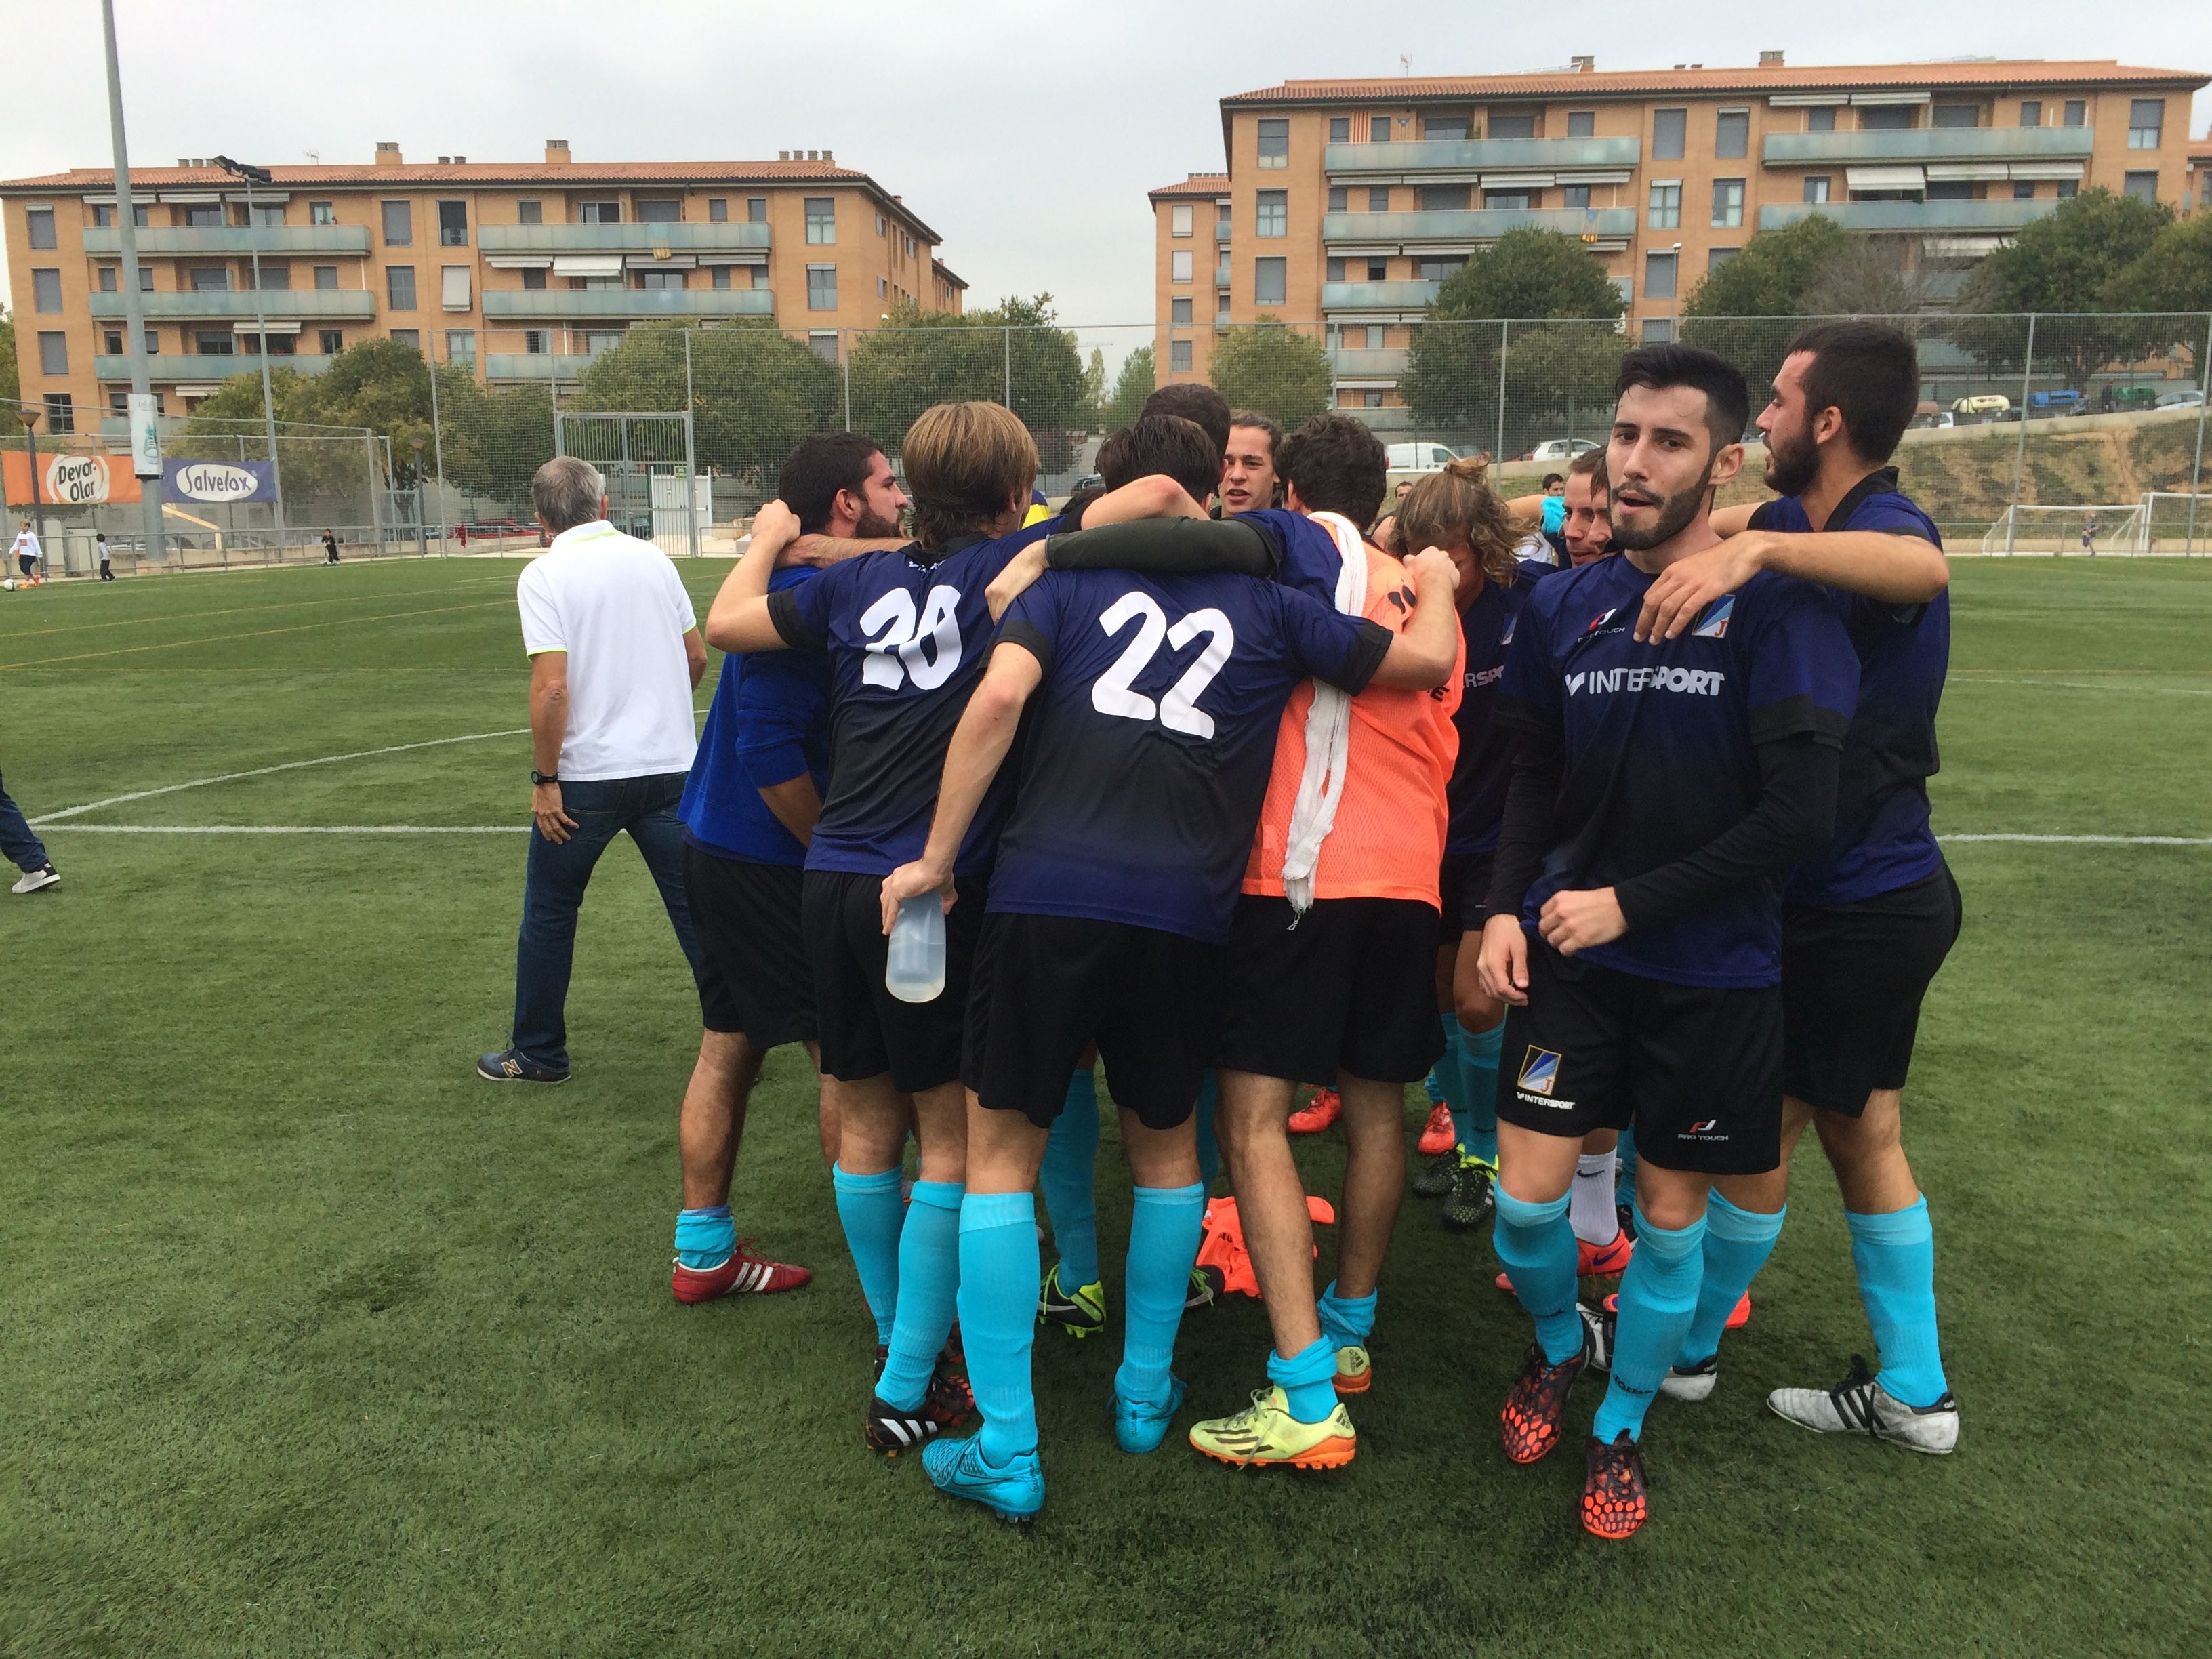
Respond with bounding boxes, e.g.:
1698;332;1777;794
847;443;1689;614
478;456;708;1084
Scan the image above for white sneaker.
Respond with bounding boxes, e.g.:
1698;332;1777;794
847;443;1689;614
12;864;59;895
1589;1300;1718;1399
1768;1356;1959;1454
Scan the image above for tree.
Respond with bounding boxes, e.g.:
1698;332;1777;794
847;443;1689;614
0;308;20;434
1951;188;2175;388
2106;212;2212;317
1100;345;1153;431
1800;234;1934;323
1079;347;1107;431
848;294;1088;468
1206;319;1332;429
572;323;837;486
1676;215;1854;399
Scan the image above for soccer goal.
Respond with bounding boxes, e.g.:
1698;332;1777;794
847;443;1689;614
2135;491;2212;556
1980;503;2144;557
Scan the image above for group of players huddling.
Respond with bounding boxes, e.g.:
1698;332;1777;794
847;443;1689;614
669;321;1960;1540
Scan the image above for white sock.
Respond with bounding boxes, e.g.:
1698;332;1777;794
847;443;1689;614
1569;1151;1620;1246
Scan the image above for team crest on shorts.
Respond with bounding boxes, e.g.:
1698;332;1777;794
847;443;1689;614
1692;595;1735;638
1517;1046;1562;1096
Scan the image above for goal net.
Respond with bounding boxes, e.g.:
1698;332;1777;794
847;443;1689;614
1980;503;2144;556
2136;491;2212;556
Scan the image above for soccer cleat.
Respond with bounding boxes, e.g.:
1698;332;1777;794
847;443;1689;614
1587;1299;1714;1401
1442;1155;1498;1231
11;863;60;895
1288;1088;1343;1134
476;1048;570;1084
1113;1374;1187;1454
1496;1229;1632;1300
1599;1287;1747;1331
1580;1431;1650;1539
670;1240;811;1303
1185;1265;1220;1309
1500;1307;1597;1465
1188;1385;1357;1469
864;1361;975;1456
1332;1344;1372;1397
922;1434;1045;1522
1416;1101;1455;1156
1037;1264;1106;1338
1768;1355;1959;1454
1412;1147;1460;1199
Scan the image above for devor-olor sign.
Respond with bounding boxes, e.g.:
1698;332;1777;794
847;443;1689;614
1;451;146;506
161;459;278;504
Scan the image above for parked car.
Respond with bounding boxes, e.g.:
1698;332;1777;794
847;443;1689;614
1385;441;1465;472
1952;394;2011;415
2103;384;2160;412
1065;474;1105;495
2026;389;2085;415
2154;390;2205;409
1522;438;1600;462
1910;410;1957;430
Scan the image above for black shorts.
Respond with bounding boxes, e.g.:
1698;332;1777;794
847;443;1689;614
1496;938;1784;1176
1438;851;1498;943
802;868;987;1094
1218;895;1446;1085
684;846;814;1048
963;912;1221;1130
1782;863;1962;1118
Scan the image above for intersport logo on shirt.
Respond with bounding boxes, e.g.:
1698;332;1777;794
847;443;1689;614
1564;665;1726;697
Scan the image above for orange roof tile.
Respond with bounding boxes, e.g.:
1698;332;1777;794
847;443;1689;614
1149;172;1231;201
1221;58;2205;103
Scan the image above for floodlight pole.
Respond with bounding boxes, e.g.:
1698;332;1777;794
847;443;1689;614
214;155;287;556
2188;310;2212;556
20;407;46;556
2007;313;2037;556
100;0;164;565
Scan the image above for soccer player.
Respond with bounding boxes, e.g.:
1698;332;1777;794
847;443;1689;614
1623;321;1960;1451
1475;345;1860;1538
878;412;1462;1521
1;763;60;894
670;433;908;1306
13;520;41;586
1221;413;1282;516
1141;382;1233;455
1559;450;1614;567
1185;414;1465;1472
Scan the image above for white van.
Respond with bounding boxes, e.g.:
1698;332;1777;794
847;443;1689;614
1385;441;1463;472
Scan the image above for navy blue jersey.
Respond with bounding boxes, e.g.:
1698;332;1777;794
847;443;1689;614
1752;476;1950;907
1499;556;1860;988
682;566;831;865
1448;558;1561;856
1236;506;1346;603
991;567;1390;943
768;520;1059;876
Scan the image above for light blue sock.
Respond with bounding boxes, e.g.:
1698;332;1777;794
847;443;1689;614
1266;1336;1340;1425
1432;1013;1469;1130
1422;1065;1445;1107
959;1191;1041;1467
1039;1070;1101;1288
1194;1071;1221;1193
1493;1189;1582;1364
1457;1017;1504;1164
831;1165;903;1347
1593;1204;1708;1443
876;1180;963;1412
674;1204;735;1271
1316;1279;1378;1351
1847;1197;1950;1408
1677;1193;1785;1368
1115;1181;1206;1411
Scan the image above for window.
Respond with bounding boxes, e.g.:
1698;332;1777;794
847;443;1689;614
1568;110;1595;138
319;329;344;353
390;329;419;348
2129;100;2164;148
1256;119;1289;167
1711;178;1744;228
1488;114;1534;140
806;263;837;309
1172;297;1192;326
1330;117;1350;142
98;268;117;293
1483;190;1532;210
26;206;56;248
579;200;621;223
138;264;153;291
804;197;835;243
1415;255;1465;281
1364;324;1385;349
193;330;234;355
523;266;548;289
92;203;112;227
1715;110;1750;157
110;392;129;416
2057;180;2078;199
1368;186;1390;211
1169;339;1193;372
387;265;417;310
747;197;767;222
2015;180;2038;200
314;264;338;291
438;201;468;245
2019;100;2042;127
1562;184;1592;210
1860;105;1915;130
190;266;231;291
1216;201;1231;236
803;331;836;364
523;329;548;354
1328;186;1348;212
1171;203;1193;236
705;197;727;223
441;265;470;308
1256;190;1288;236
1647;182;1681;228
246;203;285;227
31;269;62;313
1171;249;1193;283
1708;247;1738;272
1804;176;1832;204
1326;256;1346;283
249;263;291;290
1807;106;1837;132
1931;103;1980;129
1640;319;1675;344
445;329;475;365
2123;171;2158;203
1215;290;1229;323
875;213;887;237
1419;184;1470;211
637;199;681;223
38;331;69;375
1925;180;1975;201
634;269;684;289
2063;100;2085;127
38;391;75;434
711;265;733;289
1254;256;1286;304
104;329;123;354
183;203;222;227
1369;116;1390;142
517;199;543;224
1653;108;1686;159
877;275;888;298
381;200;413;244
310;199;335;225
1643;251;1677;300
1366;258;1387;281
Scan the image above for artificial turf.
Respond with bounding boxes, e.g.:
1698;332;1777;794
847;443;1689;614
1;555;2207;1658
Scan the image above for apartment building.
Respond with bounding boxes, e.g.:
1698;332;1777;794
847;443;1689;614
1151;56;2207;417
1;141;960;434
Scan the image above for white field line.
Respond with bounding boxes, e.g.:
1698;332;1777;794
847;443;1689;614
1952;675;2212;696
35;825;2212;846
1942;834;2212;846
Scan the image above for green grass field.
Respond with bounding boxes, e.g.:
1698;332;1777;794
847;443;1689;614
3;556;2209;1658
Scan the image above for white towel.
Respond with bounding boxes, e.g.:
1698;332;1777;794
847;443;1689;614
1279;510;1369;915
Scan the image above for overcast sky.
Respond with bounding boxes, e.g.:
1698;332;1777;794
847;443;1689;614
5;0;2208;346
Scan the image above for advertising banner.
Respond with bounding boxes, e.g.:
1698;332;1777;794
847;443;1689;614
160;458;278;504
128;393;163;477
2;451;146;507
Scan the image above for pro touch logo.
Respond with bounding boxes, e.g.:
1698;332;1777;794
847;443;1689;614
1583;607;1618;635
1564;665;1726;697
1692;595;1735;638
1517;1047;1562;1097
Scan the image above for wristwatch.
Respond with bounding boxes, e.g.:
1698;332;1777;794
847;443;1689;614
531;770;559;786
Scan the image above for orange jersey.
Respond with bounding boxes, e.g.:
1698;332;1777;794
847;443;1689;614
1244;541;1463;905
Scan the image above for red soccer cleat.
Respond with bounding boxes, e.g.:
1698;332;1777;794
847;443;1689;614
1593;1288;1750;1329
1581;1431;1650;1539
1288;1088;1343;1134
1492;1228;1636;1300
1416;1101;1455;1155
671;1240;811;1303
1500;1319;1593;1465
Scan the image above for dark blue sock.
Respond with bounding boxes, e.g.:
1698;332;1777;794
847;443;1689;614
1116;1182;1206;1410
1194;1070;1221;1192
877;1180;962;1412
831;1165;903;1347
1848;1197;1950;1408
674;1204;735;1271
959;1191;1040;1466
1594;1205;1706;1443
1493;1189;1581;1363
1457;1017;1503;1164
1677;1192;1784;1368
1038;1070;1101;1288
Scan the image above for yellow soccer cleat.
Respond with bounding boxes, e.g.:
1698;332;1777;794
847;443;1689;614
1188;1385;1357;1469
1333;1344;1372;1397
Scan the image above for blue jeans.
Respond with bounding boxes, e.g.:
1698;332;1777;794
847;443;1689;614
510;771;701;1071
0;769;50;873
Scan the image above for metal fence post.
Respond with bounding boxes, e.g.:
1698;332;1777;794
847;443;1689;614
842;330;853;432
365;430;381;555
682;407;698;558
1494;319;1510;465
2188;311;2212;556
1004;326;1012;411
2006;312;2036;556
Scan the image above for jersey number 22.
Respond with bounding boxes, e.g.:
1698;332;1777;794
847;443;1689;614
1091;592;1234;739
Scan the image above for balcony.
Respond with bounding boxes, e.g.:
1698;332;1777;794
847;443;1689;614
91;290;377;321
95;352;336;382
83;225;372;257
481;289;776;320
1321;281;1441;312
1325;137;1642;176
1757;199;2060;234
479;222;772;253
1762;128;2097;166
1330;347;1410;377
1324;207;1637;247
485;353;598;382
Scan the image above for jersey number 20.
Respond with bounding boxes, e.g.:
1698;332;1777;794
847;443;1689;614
1091;592;1234;739
859;585;962;691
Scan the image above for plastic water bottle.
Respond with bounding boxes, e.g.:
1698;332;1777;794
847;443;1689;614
886;894;947;1003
